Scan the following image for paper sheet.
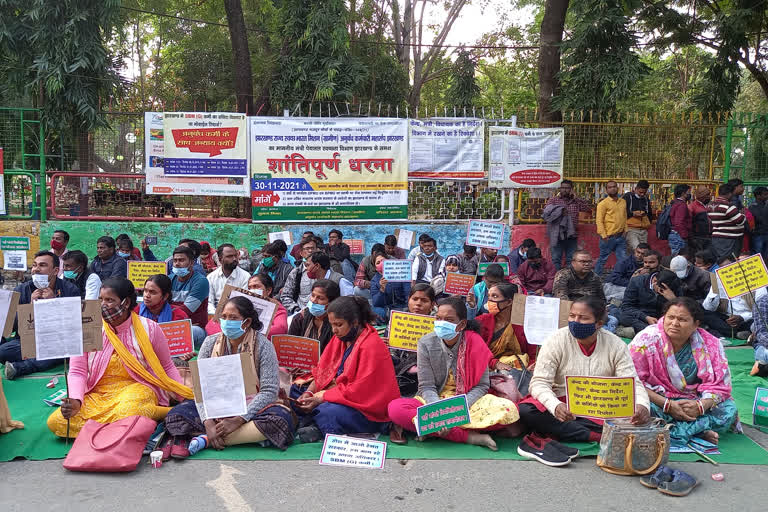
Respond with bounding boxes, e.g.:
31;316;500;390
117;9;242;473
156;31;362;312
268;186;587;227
33;297;83;361
197;354;248;419
396;229;414;250
0;290;12;332
523;295;561;345
229;290;277;336
3;250;27;271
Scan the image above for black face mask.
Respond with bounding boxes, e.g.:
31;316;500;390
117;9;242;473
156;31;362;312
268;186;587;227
339;325;359;343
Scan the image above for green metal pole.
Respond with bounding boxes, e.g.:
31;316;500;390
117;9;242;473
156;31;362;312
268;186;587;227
39;115;46;222
723;119;733;183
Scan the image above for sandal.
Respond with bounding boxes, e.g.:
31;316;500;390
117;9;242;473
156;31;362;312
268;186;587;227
389;424;407;445
657;469;699;497
639;465;674;489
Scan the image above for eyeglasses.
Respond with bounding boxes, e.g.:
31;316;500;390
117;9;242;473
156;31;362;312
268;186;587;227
574;260;592;264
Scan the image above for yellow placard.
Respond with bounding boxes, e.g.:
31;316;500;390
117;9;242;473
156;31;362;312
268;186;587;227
128;261;168;290
387;311;435;352
566;376;635;419
714;254;768;299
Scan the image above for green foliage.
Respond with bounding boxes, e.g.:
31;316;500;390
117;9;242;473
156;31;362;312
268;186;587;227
446;50;480;108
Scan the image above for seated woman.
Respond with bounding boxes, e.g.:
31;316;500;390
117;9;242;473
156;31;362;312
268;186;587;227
371;252;411;321
137;274;205;351
517;297;650;465
391;284;437;396
48;278;193;438
287;279;341;354
290;296;400;442
475;283;535;369
630;297;738;446
199;241;219;274
164;297;294;455
430;255;460;296
388;297;520;450
117;237;142;261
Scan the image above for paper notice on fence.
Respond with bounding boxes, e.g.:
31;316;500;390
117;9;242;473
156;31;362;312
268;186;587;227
382;259;412;282
566;376;635;419
196;354;247;419
33;297;83;361
522;295;561;345
408;118;485;180
488;127;564;189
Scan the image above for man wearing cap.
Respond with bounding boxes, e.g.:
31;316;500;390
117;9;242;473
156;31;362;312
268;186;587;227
669;254;710;301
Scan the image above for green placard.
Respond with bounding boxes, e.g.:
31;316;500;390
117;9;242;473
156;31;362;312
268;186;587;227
477;261;510;277
416;395;471;436
754;387;768;427
0;237;30;251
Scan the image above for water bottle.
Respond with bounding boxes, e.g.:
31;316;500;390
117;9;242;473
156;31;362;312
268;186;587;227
188;434;208;455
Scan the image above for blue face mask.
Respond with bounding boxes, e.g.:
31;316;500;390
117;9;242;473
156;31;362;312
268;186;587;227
172;266;190;278
568;321;597;340
307;300;326;317
433;320;459;340
118;251;130;258
423;251;435;259
220;319;246;339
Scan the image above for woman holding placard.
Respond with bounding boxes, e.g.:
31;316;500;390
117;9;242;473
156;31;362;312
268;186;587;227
47;278;194;438
164;296;294;456
475;283;534;370
388;296;520;449
290;296;400;443
629;297;737;447
287;279;341;354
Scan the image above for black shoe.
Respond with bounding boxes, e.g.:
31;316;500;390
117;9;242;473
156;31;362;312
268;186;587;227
546;438;580;460
297;424;323;443
517;434;571;466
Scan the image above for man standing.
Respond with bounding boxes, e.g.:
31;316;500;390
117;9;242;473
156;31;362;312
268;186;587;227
728;178;745;210
89;236;127;280
749;187;768;263
207;244;250;314
595;180;627;275
170;245;210;328
517;247;556;296
50;230;70;277
543;180;591;270
689;185;712;253
622;180;653;252
669;184;692;257
507;239;535;274
708;183;746;260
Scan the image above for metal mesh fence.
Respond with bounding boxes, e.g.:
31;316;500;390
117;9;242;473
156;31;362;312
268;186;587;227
727;113;768;185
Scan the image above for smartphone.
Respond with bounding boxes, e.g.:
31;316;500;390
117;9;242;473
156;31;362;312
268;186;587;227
145;236;158;245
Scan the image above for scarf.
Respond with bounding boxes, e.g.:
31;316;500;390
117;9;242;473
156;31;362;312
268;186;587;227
211;328;261;391
103;313;194;399
455;331;494;394
488;319;523;359
139;302;173;323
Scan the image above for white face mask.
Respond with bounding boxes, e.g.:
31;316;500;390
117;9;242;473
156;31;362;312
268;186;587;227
249;288;264;297
32;274;50;289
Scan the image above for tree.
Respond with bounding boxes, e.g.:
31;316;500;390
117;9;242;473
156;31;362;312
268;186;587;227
537;0;570;121
223;0;255;114
446;50;480;108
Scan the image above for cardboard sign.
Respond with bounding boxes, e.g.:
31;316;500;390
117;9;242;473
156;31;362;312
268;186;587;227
189;351;260;401
160;319;194;356
268;231;293;245
319;434;387;470
715;254;768;299
3;251;27;271
443;272;475;296
466;220;505;250
213;284;276;337
510;294;571;329
387;311;434;352
477;261;509;277
347;239;365;255
127;261;168;290
753;387;768;427
271;334;320;371
382;259;412;282
18;300;102;360
394;228;415;250
416;395;471;436
144;236;158;245
566;376;635;419
0;290;20;338
0;236;30;251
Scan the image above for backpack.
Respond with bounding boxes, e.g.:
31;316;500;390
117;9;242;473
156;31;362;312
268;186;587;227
656;203;673;240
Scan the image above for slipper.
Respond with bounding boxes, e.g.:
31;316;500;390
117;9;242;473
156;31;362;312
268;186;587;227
640;465;674;489
389;424;408;445
657;469;699;497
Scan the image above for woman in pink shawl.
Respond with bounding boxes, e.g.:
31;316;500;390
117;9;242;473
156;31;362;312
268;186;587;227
629;297;737;446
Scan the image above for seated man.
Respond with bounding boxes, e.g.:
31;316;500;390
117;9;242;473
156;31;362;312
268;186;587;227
552;250;617;332
207;243;251;314
478;246;498;264
144;238;205;275
1;251;81;379
354;244;386;300
694;249;718;273
603;243;649;301
456;244;479;275
383;235;406;260
325;229;355;281
411;237;445;285
170;245;210;328
281;251;351;315
61;250;102;300
280;238;319;314
630;249;662;279
702;256;764;339
89;236;128;280
619;269;682;336
669;254;711;301
290;231;315;260
408;234;431;261
516;247;556;296
253;241;294;295
508;238;535;274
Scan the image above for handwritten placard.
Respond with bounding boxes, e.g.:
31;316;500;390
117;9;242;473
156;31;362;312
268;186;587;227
347;239;365;255
416;395;471;436
160;319;194;356
271;334;320;371
566;376;635;419
715;254;768;299
382;259;412;282
477;261;509;277
753;387;768;427
387;311;435;351
128;261;168;290
319;434;387;469
443;272;475;296
466;220;505;250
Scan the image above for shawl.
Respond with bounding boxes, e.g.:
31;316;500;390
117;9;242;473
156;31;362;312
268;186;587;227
139;302;173;323
455;331;494;394
629;319;732;404
475;313;536;364
211;328;261;391
312;324;400;422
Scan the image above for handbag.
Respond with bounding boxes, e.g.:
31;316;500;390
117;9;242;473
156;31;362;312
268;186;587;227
490;355;531;401
63;416;157;472
596;418;671;476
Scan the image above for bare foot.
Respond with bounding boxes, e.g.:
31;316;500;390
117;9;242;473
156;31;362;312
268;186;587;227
701;430;719;445
466;431;498;451
751;361;761;376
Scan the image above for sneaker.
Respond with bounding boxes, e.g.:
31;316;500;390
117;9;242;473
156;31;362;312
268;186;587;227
530;433;579;460
517;434;571;466
297;424;323;443
4;362;17;381
170;437;190;459
736;331;751;340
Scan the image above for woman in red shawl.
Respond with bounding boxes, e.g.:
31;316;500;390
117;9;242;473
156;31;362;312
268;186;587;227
388;297;520;449
475;282;535;370
291;296;400;443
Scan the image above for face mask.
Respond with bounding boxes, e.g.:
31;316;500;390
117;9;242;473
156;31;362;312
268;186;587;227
339;325;359;343
520;250;527;260
51;239;65;251
433;320;459;340
375;263;384;273
32;274;50;289
117;251;131;258
220;319;247;339
172;266;190;278
249;288;264;297
101;299;127;322
569;320;597;340
307;300;326;317
423;251;435;259
486;301;501;316
63;270;79;280
261;256;275;269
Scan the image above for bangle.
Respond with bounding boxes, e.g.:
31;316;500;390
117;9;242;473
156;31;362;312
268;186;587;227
662;398;670;413
305;391;314;397
697;399;705;416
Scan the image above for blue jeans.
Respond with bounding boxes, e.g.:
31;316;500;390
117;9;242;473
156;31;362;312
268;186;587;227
756;346;768;365
551;238;578;270
668;231;687;257
0;339;62;377
753;234;768;263
596;235;627;275
192;326;206;350
604;315;618;334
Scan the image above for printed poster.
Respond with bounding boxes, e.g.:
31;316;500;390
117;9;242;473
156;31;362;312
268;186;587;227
488;127;564;189
408;118;484;180
249;117;408;222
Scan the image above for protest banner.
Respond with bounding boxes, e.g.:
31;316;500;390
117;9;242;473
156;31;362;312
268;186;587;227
127;261;168;290
347;239;365;255
319;434;387;469
466;220;505;250
566;376;635;419
144;112;250;197
268;231;293;245
0;148;5;215
387;311;434;351
213;285;276;337
271;334;320;371
477;261;509;276
415;395;471;436
3;251;26;271
159;319;194;357
408;118;484;180
715;254;768;299
249;117;408;222
18;300;102;360
753;388;768;427
443;272;475;296
382;259;412;282
394;229;415;250
488;127;564;189
0;237;30;251
0;290;20;337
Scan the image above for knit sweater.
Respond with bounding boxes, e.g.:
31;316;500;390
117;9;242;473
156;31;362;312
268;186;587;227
529;327;650;415
708;196;745;238
552;267;605;302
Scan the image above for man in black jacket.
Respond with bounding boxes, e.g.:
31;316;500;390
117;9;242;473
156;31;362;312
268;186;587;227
618;269;682;336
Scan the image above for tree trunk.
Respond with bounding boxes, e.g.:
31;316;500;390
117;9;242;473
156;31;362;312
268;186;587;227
223;0;254;114
538;0;570;122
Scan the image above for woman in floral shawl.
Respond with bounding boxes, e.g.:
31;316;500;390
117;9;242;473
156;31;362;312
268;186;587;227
629;297;738;446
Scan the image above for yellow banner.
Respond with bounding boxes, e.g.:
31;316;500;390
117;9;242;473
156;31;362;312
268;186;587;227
128;261;168;290
715;254;768;299
387;311;435;352
566;376;635;419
